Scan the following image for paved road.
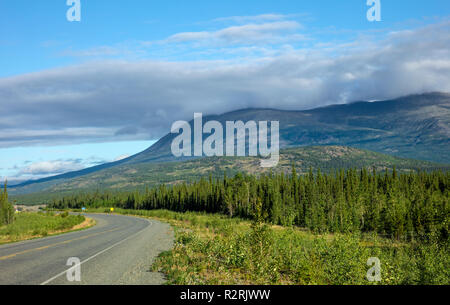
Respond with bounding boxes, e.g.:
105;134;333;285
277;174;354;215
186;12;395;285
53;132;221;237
0;213;174;285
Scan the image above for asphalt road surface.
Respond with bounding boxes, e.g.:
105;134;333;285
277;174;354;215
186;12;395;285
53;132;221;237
0;213;174;285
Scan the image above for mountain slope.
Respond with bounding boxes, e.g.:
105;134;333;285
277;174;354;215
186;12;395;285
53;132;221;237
10;92;450;195
109;91;450;165
11;146;450;204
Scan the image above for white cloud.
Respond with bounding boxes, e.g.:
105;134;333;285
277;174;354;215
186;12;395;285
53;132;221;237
113;154;130;162
0;21;449;149
165;21;304;45
212;14;290;24
73;14;307;59
18;160;85;176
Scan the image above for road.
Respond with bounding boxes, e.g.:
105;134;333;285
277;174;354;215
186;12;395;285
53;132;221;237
0;213;174;285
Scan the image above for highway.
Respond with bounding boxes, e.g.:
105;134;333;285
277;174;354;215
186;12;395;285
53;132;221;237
0;213;174;285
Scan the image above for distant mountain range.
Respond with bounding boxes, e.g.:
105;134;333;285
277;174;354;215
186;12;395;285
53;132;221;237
10;92;450;202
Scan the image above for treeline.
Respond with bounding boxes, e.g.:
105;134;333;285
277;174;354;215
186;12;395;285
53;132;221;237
0;183;14;225
49;168;449;240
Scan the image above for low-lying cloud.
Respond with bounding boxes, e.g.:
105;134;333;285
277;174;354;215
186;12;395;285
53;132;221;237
18;159;85;176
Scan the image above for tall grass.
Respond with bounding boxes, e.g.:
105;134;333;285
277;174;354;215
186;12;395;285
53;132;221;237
63;208;449;284
151;212;448;285
0;212;85;244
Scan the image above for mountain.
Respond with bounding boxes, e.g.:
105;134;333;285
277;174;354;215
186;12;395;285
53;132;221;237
11;145;450;204
124;91;450;164
10;92;450;199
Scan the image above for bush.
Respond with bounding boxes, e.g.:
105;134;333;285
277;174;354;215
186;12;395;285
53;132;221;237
0;183;14;226
148;209;450;285
0;213;86;243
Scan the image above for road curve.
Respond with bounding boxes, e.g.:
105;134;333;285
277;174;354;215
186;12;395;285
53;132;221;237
0;213;174;285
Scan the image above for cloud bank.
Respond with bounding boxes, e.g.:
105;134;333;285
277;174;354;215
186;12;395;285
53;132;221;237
0;19;449;149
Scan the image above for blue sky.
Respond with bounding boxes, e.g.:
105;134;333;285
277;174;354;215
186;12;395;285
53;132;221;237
1;0;448;76
0;0;449;183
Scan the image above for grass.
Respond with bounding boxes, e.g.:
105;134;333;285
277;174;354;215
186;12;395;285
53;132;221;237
65;208;449;285
0;212;94;245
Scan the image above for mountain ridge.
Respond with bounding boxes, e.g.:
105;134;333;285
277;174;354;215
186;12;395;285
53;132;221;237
11;145;450;204
10;92;450;193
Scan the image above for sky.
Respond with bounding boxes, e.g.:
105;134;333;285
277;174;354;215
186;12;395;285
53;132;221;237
0;0;449;183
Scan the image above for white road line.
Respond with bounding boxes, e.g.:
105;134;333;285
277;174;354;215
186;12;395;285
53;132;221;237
40;218;152;285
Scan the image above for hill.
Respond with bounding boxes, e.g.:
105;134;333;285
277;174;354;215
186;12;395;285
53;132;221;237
120;92;450;165
11;145;450;204
10;92;450;199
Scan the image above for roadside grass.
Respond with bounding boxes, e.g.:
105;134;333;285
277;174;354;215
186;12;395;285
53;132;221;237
0;212;94;245
62;208;449;285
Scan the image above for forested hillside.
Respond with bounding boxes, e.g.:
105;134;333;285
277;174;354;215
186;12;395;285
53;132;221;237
12;146;450;204
11;93;450;197
50;168;449;241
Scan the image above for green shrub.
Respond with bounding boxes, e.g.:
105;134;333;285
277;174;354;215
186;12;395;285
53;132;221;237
148;209;450;285
0;212;85;243
0;183;14;226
